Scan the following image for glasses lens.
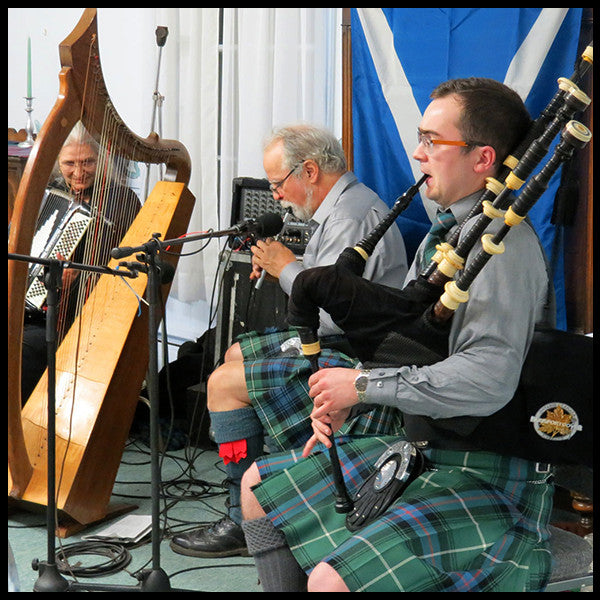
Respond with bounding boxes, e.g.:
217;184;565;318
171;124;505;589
270;163;303;192
270;171;289;192
417;132;432;154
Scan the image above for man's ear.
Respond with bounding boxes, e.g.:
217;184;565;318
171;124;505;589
473;145;497;174
303;159;319;183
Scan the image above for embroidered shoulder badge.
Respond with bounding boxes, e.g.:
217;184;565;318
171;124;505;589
530;403;582;441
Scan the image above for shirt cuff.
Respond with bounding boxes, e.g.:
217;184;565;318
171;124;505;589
365;367;398;404
279;260;303;296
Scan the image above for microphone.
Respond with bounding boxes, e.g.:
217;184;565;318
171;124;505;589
111;212;284;260
234;211;284;237
255;210;293;290
111;244;142;260
157;260;175;284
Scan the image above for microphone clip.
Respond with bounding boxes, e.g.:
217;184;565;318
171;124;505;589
118;250;175;284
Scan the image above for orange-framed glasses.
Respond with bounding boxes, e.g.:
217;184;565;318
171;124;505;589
417;130;476;155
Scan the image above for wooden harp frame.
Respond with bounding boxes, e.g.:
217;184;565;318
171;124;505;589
8;8;195;529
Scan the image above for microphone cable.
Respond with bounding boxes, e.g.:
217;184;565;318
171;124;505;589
53;540;132;577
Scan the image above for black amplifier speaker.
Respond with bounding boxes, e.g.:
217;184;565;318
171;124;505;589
230;177;312;255
214;177;312;362
213;253;291;362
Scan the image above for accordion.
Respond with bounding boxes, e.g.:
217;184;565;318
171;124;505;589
26;188;92;311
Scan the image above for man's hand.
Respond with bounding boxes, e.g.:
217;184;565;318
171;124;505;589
56;252;78;288
250;239;296;281
302;407;351;458
301;367;361;458
308;367;360;419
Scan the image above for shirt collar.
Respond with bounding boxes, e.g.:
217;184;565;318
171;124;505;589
309;171;357;227
445;189;485;225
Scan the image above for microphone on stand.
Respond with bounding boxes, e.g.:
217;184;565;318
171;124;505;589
235;211;284;237
255;210;293;290
110;212;284;260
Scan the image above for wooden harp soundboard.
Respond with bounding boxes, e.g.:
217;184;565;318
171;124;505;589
8;8;195;533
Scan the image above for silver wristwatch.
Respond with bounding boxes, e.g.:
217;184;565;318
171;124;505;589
353;369;371;402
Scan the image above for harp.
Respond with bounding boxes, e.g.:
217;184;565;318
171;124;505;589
8;8;195;530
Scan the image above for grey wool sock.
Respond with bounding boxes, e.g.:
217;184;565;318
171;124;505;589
242;516;308;592
209;407;265;525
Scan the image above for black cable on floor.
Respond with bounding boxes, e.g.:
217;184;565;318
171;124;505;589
55;541;132;577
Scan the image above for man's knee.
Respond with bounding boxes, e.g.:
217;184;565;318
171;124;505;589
224;342;243;363
241;462;266;520
307;562;349;592
206;361;249;412
241;462;261;490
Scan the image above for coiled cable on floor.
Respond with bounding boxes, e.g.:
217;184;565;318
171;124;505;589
55;541;132;577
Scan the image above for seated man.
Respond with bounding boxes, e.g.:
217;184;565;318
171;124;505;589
240;78;556;592
170;123;409;558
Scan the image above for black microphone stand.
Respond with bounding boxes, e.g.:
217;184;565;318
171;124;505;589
10;247;196;592
7;253;141;592
106;226;270;591
117;238;174;592
19;255;69;593
109;220;280;261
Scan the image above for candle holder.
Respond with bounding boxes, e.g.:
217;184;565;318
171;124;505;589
18;96;36;148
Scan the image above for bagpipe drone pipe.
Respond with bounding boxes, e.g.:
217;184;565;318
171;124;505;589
293;43;593;369
288;45;593;518
423;41;594;288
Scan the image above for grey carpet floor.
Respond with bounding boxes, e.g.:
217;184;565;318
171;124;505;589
8;439;261;593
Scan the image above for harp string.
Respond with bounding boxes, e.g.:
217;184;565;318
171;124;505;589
40;52;146;470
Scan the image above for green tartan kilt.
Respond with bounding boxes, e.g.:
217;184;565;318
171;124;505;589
239;329;404;451
253;435;554;592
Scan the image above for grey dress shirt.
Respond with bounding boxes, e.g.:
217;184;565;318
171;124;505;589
279;171;408;336
365;190;550;419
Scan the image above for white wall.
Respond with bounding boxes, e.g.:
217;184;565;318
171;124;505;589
8;8;165;142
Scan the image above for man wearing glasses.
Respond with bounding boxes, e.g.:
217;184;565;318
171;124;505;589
170;123;409;559
240;79;556;592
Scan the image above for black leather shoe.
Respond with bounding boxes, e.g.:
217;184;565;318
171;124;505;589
170;517;249;558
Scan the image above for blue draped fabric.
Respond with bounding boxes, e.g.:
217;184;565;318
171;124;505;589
351;8;585;329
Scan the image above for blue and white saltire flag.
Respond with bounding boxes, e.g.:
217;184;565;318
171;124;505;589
351;8;585;329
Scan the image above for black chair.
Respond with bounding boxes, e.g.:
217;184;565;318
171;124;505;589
545;466;593;592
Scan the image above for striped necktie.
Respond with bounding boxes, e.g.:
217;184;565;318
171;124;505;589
421;209;456;267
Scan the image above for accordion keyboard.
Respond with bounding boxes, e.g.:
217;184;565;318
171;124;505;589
26;192;92;311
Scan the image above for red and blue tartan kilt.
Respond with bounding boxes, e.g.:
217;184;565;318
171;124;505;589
253;435;554;592
239;329;404;451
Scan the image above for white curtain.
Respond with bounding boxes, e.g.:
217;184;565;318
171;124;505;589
166;7;343;341
156;8;221;321
219;7;343;212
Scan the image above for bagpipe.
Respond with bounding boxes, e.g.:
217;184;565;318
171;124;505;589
288;44;593;527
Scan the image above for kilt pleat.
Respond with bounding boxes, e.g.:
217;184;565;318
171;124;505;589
239;330;404;450
253;436;554;592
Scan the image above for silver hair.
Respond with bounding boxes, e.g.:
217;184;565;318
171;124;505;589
264;123;347;174
63;121;99;153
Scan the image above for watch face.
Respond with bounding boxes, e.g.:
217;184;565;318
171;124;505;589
355;373;369;392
